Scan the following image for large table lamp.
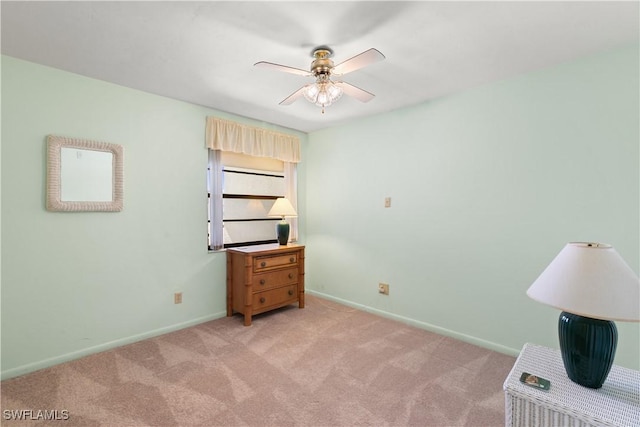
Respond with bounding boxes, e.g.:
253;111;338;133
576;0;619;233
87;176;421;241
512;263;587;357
268;198;297;245
527;242;639;389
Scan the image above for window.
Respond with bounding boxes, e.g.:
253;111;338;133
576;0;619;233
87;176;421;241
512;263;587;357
208;151;297;250
205;117;300;251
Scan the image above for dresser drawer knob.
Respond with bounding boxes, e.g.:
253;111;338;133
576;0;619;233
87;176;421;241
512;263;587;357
289;257;295;263
288;290;294;296
261;261;266;267
260;279;266;285
260;297;266;304
288;273;293;279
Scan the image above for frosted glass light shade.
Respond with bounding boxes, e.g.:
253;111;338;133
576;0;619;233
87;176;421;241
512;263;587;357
303;81;343;107
527;242;640;322
268;198;297;219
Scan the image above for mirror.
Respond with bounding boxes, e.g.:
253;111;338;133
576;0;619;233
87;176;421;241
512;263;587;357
46;135;124;212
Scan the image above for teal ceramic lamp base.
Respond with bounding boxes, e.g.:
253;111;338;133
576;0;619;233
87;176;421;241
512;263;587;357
558;311;617;389
276;222;290;245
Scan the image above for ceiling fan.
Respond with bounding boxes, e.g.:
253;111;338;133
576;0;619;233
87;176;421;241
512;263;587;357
254;46;385;113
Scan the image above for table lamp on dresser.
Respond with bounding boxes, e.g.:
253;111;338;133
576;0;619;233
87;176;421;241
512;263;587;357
526;242;639;389
268;197;297;245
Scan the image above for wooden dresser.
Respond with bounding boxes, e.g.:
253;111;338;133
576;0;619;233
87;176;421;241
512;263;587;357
226;244;305;326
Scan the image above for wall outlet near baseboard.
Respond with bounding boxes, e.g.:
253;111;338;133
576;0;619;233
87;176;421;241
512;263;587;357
174;292;183;304
378;283;389;295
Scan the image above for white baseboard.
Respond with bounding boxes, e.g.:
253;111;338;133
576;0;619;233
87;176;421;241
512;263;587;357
306;289;520;358
1;311;227;381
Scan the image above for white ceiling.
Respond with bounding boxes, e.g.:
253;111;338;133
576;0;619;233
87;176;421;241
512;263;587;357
2;1;638;133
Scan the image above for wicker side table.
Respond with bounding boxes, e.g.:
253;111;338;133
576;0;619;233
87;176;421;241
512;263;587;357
503;343;639;427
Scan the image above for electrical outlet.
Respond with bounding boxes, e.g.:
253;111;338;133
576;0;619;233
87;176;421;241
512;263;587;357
174;292;182;304
378;283;389;295
384;197;391;208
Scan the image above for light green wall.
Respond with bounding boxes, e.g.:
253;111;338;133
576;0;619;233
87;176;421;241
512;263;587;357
0;56;307;379
305;44;640;369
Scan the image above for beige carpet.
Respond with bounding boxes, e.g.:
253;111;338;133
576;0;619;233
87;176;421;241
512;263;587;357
1;295;515;426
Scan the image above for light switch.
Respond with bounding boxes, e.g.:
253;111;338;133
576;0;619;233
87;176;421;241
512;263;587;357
384;197;391;208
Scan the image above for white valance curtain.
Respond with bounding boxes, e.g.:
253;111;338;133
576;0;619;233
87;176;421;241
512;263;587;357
205;117;301;163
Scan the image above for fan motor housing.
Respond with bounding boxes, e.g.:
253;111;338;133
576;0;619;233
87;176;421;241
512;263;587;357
311;48;334;76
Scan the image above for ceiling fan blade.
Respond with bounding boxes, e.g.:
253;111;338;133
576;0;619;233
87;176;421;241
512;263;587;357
254;61;311;77
335;81;375;103
332;48;385;76
279;86;308;105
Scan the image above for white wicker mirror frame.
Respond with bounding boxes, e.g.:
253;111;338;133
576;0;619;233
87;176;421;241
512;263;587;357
46;135;124;212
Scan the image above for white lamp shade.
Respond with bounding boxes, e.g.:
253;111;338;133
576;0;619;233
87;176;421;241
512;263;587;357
527;242;640;321
268;198;297;218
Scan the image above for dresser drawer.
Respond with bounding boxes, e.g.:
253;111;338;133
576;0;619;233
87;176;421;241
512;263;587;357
253;285;298;313
254;267;298;291
254;252;298;272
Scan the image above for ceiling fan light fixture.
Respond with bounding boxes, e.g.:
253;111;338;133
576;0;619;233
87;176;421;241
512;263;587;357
303;78;343;113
